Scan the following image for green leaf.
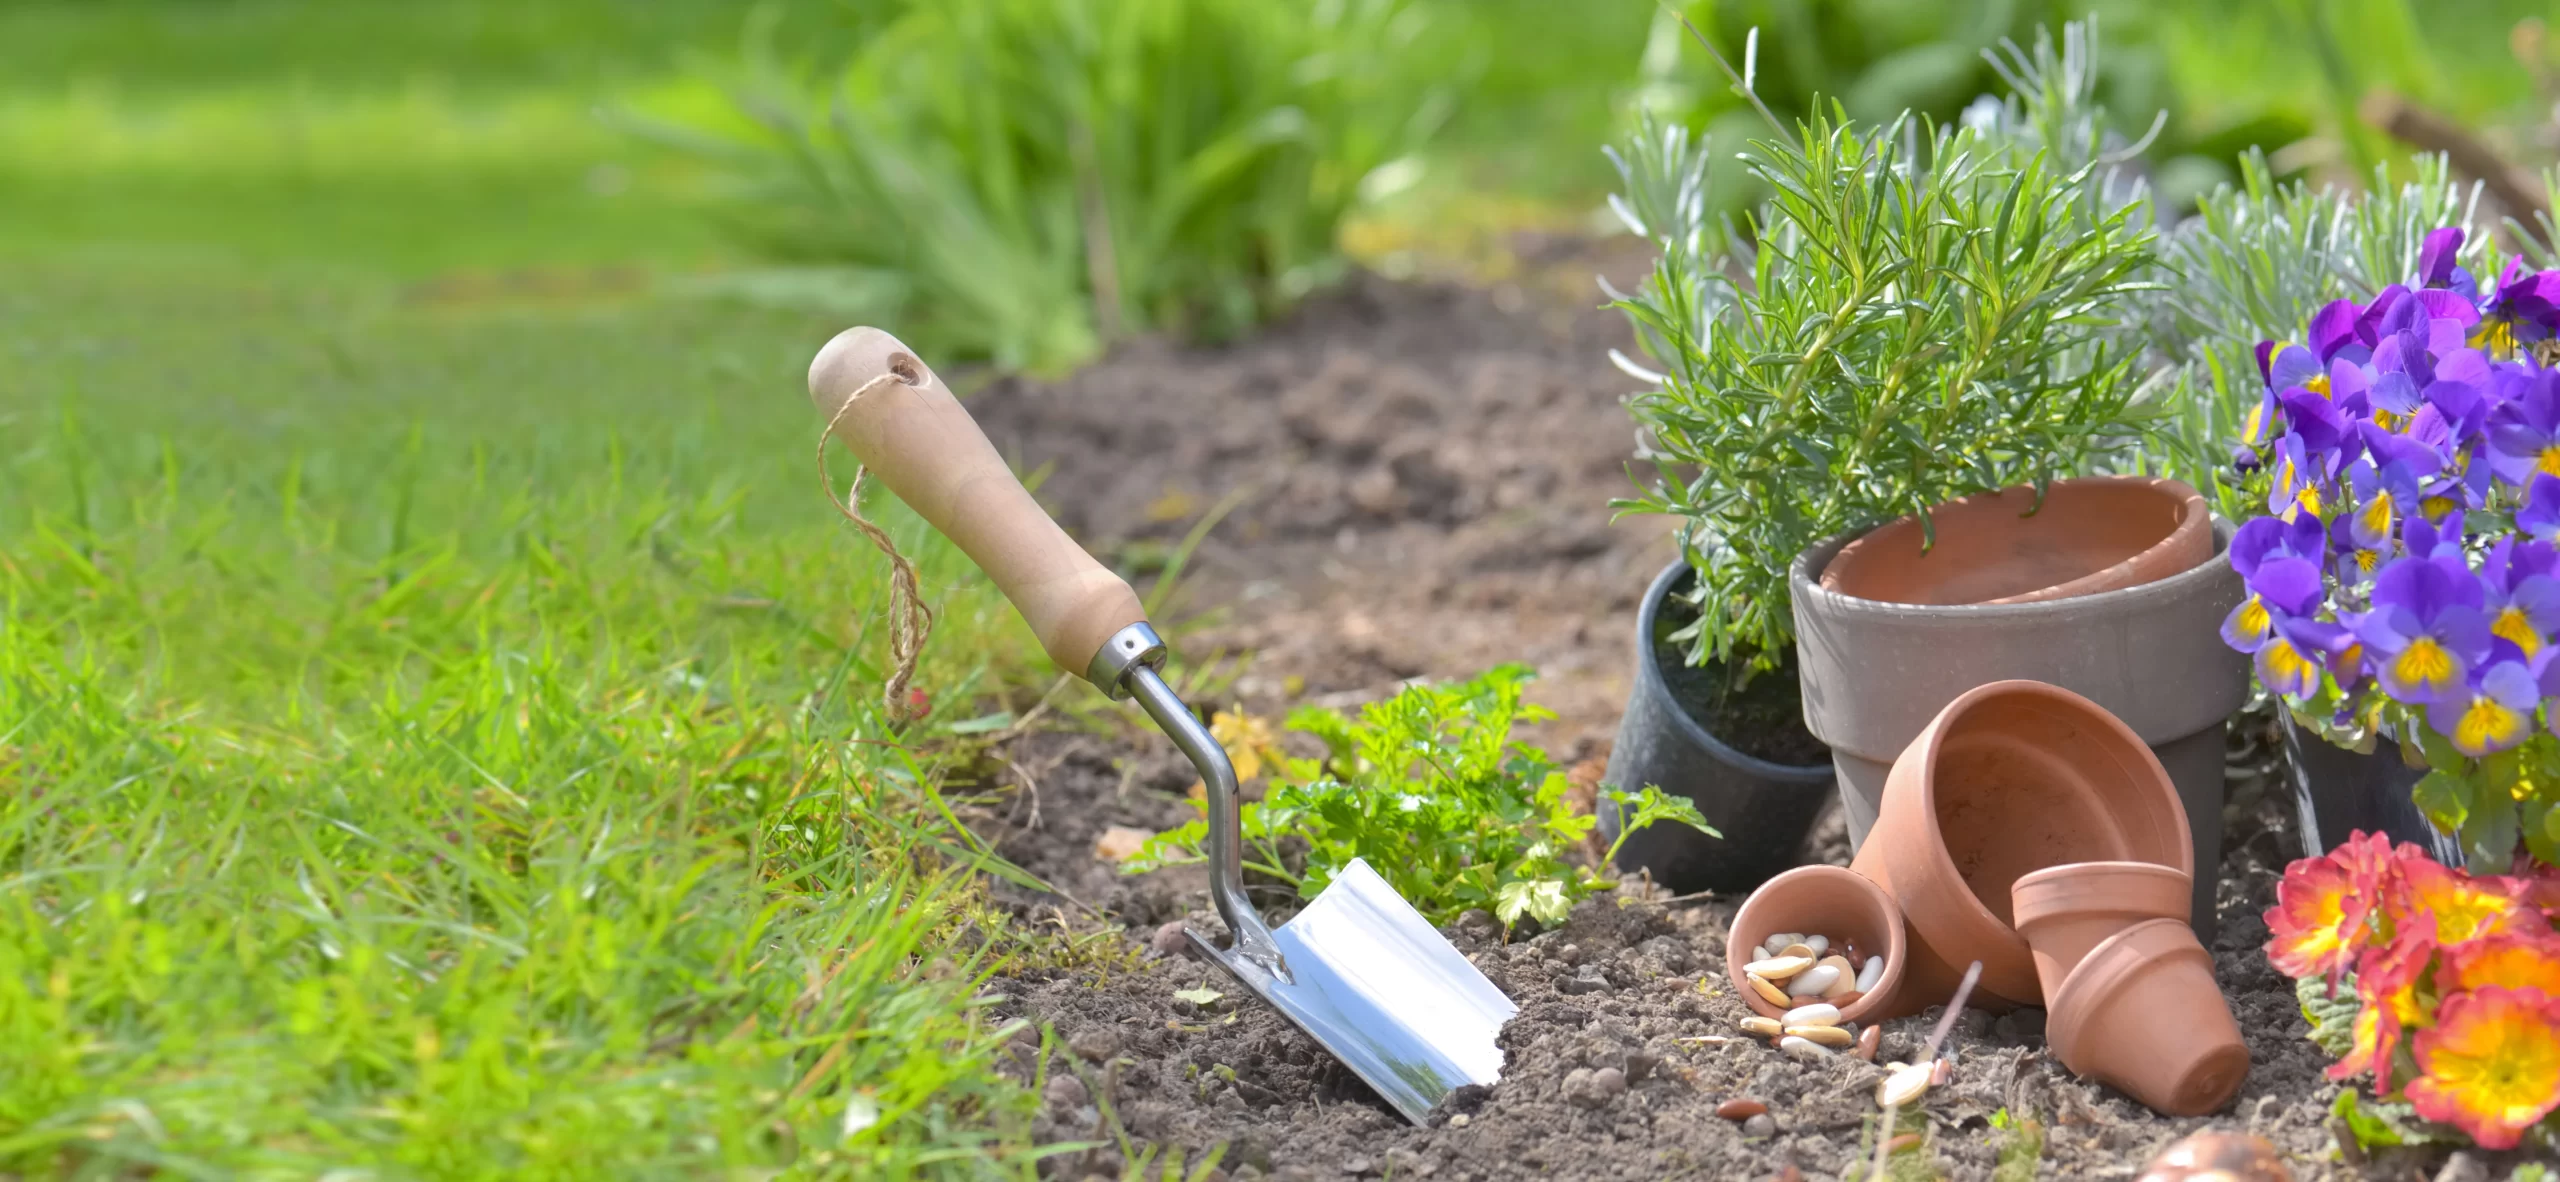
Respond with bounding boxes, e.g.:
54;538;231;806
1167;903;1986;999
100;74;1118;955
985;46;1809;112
2411;769;2473;833
2297;974;2361;1058
1172;986;1223;1007
942;711;1015;735
2329;1089;2454;1150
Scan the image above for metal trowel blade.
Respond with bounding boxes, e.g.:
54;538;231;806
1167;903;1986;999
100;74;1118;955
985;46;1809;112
1187;858;1518;1125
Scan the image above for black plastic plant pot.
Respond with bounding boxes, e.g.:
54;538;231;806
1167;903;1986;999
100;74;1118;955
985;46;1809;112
2276;713;2464;866
1597;560;1833;894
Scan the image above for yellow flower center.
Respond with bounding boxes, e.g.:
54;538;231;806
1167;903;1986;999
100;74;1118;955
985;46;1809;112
2540;445;2560;478
2495;606;2544;656
2360;494;2396;538
2358;550;2379;573
2306;373;2332;397
2457;695;2529;755
2423;495;2456;520
2474;318;2519;359
2297;485;2326;518
2394;638;2458;693
2236;598;2270;638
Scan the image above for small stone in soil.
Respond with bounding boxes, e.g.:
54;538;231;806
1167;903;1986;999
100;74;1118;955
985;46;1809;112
1715;1098;1767;1121
1555;942;1582;965
1067;1028;1119;1062
1044;1074;1090;1110
1563;1066;1626;1108
1624;1050;1659;1083
1742;1113;1777;1138
1150;921;1191;959
1340;1155;1372;1175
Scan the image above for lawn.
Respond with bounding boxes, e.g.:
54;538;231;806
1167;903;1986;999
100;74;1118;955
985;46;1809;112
0;2;1067;1175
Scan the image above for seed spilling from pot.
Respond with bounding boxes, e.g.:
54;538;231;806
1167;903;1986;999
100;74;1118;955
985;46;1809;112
1785;1024;1854;1047
1779;1035;1830;1059
1744;955;1813;979
1746;974;1792;1007
1780;1002;1841;1027
1877;1061;1933;1106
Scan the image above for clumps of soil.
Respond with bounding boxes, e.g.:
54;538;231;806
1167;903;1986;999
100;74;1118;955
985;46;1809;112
962;270;1670;741
984;751;2409;1182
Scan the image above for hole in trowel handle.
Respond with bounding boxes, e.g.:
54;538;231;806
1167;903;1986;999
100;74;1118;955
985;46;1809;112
887;352;925;386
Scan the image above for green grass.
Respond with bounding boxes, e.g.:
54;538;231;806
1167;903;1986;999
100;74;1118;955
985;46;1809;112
0;253;1084;1174
0;2;1090;1173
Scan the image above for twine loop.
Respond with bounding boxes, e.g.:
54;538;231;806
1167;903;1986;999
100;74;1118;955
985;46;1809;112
819;371;935;724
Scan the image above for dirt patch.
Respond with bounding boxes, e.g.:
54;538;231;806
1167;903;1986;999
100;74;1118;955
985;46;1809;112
964;266;1669;742
951;271;2510;1179
984;753;2509;1182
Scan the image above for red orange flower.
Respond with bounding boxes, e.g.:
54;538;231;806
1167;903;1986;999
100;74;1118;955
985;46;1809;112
2328;929;2437;1090
2267;831;2393;984
2440;930;2560;996
2390;855;2528;947
2404;986;2560;1149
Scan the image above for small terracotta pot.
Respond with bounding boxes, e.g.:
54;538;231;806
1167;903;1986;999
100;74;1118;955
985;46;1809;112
2010;861;2192;1005
2047;918;2250;1115
1819;475;2211;606
1726;865;1908;1024
1850;681;2194;1007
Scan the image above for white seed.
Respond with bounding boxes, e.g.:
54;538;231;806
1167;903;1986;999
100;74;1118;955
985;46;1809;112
1780;1035;1831;1059
1786;1023;1854;1047
1770;932;1804;952
1877;1061;1932;1107
1803;934;1829;956
1856;955;1886;992
1744;955;1812;980
1781;1002;1842;1027
1775;942;1816;961
1814;956;1856;999
1785;965;1841;998
1747;973;1792;1007
1738;1016;1783;1037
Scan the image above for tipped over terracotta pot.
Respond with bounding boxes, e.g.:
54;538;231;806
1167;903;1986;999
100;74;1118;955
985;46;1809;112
2011;861;2192;1005
1727;865;1908;1024
1819;475;2211;606
2048;918;2250;1115
1849;680;2193;1007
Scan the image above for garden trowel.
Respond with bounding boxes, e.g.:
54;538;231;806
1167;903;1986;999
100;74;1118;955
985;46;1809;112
808;328;1517;1125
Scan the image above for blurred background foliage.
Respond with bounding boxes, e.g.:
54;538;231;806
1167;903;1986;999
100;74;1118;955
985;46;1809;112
11;0;2560;372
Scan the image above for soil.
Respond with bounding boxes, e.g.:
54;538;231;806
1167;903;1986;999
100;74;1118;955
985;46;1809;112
1650;580;1829;768
938;266;2523;1179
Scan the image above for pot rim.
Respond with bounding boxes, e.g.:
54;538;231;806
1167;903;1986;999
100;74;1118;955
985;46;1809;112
1874;680;2196;1003
1725;864;1908;1025
2009;860;2194;926
1634;559;1831;778
1818;475;2209;606
1791;516;2237;627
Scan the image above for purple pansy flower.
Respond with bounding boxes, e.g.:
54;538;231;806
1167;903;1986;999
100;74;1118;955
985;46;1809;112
2518;473;2560;541
2353;553;2492;705
2308;299;2369;364
2488;369;2560;487
2418;227;2465;289
2476;260;2560;354
2222;515;2327;652
2482;536;2560;659
2424;639;2541;756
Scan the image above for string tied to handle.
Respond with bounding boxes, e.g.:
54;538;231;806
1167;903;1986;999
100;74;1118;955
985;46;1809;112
818;370;935;724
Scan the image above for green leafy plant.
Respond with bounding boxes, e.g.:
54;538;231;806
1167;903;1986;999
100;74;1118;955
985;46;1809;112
1606;26;2163;676
650;0;1447;374
1127;665;1713;930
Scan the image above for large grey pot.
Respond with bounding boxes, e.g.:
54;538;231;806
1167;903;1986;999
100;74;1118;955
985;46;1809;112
1790;519;2247;938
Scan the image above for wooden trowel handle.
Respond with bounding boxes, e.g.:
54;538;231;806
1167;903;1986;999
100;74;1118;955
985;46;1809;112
807;327;1145;685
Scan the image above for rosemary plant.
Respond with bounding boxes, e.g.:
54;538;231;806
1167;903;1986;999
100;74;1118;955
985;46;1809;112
1607;29;2161;678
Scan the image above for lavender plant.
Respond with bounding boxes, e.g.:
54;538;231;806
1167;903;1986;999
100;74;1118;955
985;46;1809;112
2222;225;2560;870
1605;20;2161;678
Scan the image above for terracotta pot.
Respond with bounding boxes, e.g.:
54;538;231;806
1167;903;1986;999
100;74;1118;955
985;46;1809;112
1601;562;1832;893
1726;865;1908;1024
2010;861;2192;1005
2047;918;2250;1116
1819;475;2211;606
1849;681;2194;1007
1794;516;2243;942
